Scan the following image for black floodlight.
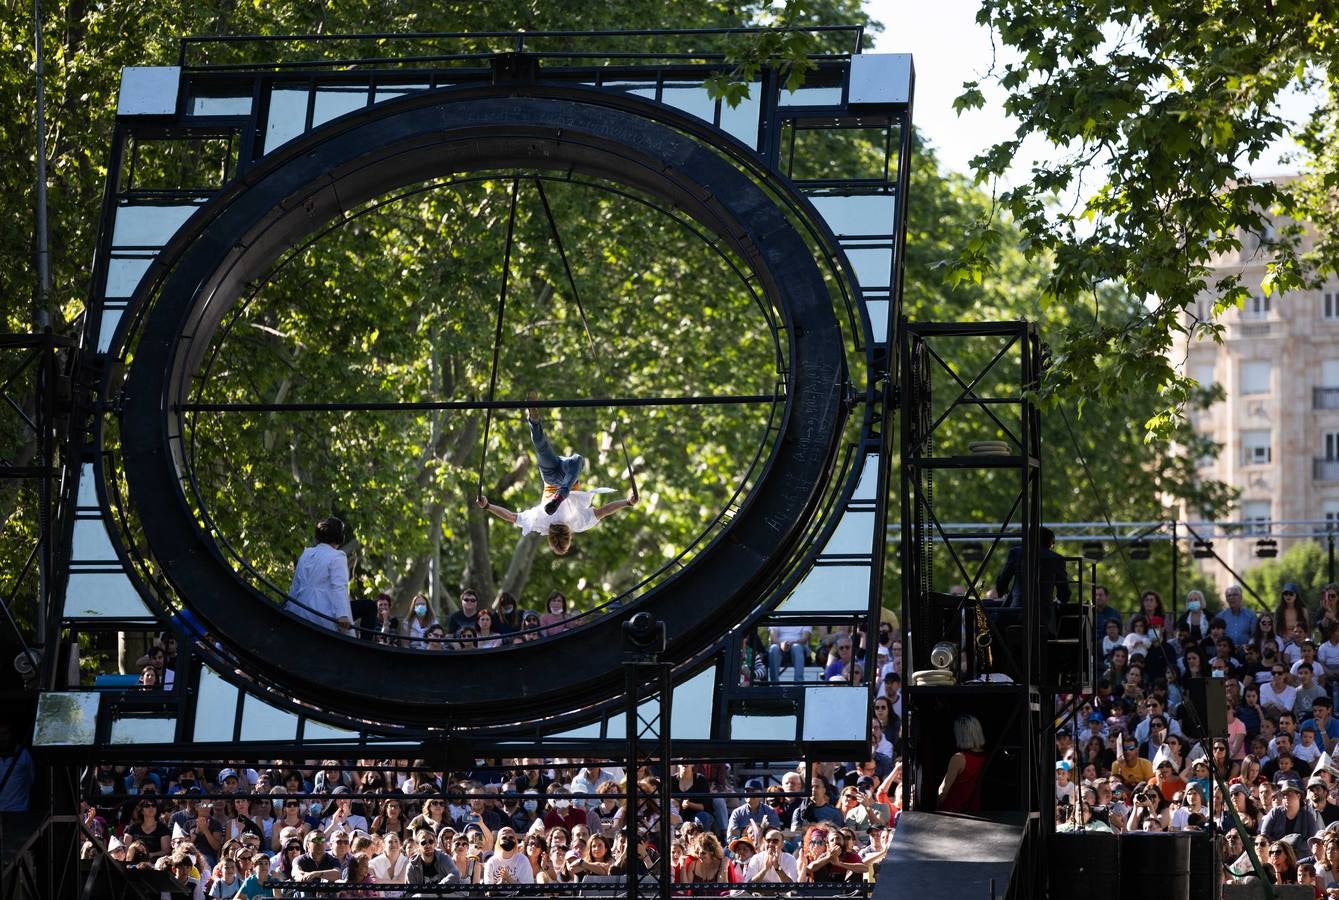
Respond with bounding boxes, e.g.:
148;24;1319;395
1255;538;1279;559
623;612;666;656
1127;540;1152;560
1082;541;1106;561
1193;539;1215;559
960;542;985;563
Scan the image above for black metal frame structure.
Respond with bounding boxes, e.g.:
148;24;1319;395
2;27;925;900
898;320;1051;897
26;29;913;757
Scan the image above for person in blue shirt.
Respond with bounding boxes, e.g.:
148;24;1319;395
726;779;782;842
0;723;33;813
1219;584;1258;650
1300;696;1339;754
1092;585;1123;641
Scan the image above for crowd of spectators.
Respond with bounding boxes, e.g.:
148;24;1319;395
75;755;902;897
1059;579;1339;889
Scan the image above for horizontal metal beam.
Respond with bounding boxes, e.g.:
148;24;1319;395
178;393;778;414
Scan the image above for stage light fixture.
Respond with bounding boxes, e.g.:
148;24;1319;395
929;641;957;670
1082;541;1106;561
1192;539;1215;559
1255;538;1278;559
1127;540;1151;560
960;542;985;563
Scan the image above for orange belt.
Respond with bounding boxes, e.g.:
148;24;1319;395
543;482;579;498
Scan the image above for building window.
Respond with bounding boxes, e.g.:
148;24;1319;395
1242;294;1271;319
1324;292;1339;320
1241;500;1272;536
1240;361;1271;395
1242;430;1272;466
1326;432;1339;462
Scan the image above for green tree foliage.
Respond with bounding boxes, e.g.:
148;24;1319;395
952;0;1339;433
1243;539;1337;614
187;174;782;615
895;138;1236;610
0;0;872;632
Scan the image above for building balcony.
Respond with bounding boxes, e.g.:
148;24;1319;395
1316;458;1339;481
1317;387;1339;410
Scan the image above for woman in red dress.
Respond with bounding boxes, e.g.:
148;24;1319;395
938;714;988;813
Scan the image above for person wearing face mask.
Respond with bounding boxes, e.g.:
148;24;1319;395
483;827;534;884
492;591;524;642
541;787;585;833
404;595;439;650
1175;592;1212;643
500;784;534;833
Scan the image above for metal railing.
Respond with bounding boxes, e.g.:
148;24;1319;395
1316;387;1339;410
1316;458;1339;481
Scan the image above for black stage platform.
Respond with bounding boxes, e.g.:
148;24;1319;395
875;811;1027;900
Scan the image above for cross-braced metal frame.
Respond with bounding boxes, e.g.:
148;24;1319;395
8;28;916;900
898;320;1047;897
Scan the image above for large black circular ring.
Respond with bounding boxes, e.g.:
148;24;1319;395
117;84;847;725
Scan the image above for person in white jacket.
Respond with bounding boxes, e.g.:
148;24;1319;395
288;517;353;634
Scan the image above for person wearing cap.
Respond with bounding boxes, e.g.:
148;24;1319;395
1220;783;1262;833
293;830;343;884
1311;776;1339;827
1314;832;1339;889
725;836;755;881
726;779;781;842
1276;582;1311;638
1261;776;1321;840
1147;757;1186;804
1053;761;1077;805
287;516;353;633
1170;783;1208;831
320;786;369;838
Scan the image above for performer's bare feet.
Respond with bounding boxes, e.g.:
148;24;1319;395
526;389;540;424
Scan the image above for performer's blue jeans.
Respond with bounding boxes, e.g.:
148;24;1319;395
530;419;584;495
768;642;808;683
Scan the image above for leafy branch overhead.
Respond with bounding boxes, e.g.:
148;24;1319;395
952;0;1339;435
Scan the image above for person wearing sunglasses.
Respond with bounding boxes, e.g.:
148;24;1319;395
406;827;461;886
744;830;798;883
126;797;169;861
1267;840;1299;885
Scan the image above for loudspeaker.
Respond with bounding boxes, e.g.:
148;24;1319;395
1180;677;1227;740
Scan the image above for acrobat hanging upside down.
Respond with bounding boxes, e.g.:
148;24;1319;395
476;393;638;555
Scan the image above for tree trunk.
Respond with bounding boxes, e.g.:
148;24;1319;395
499;532;543;597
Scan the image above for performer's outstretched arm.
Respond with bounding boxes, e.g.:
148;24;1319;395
595;490;639;522
477;495;518;524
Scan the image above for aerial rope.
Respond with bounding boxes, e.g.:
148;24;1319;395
533;178;639;499
476;177;522;501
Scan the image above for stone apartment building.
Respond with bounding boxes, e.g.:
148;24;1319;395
1173;192;1339;590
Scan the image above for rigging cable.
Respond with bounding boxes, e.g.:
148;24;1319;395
475;177;522;500
533;178;639;498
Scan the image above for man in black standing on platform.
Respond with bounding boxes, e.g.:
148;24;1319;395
994;527;1071;607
